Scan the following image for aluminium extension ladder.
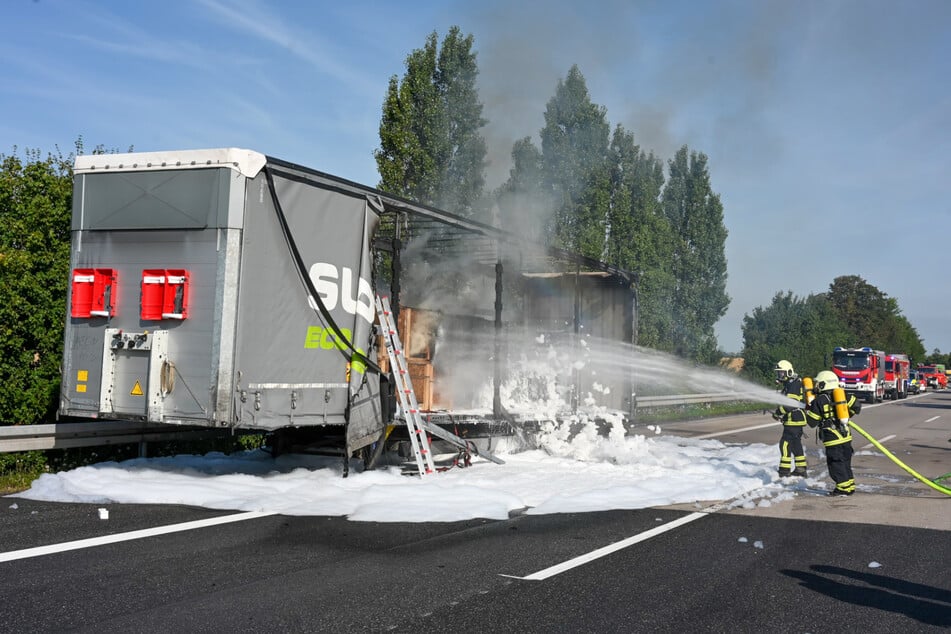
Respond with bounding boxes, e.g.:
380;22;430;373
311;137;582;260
376;295;437;476
374;295;506;476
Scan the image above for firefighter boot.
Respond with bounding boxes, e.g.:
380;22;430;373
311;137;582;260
792;467;807;477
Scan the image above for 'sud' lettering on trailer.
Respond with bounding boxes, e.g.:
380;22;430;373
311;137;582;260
308;263;374;324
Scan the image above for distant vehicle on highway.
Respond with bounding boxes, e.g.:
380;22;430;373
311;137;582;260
917;364;947;390
884;353;910;399
907;369;924;394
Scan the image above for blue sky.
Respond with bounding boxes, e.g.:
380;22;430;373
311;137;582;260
4;0;950;355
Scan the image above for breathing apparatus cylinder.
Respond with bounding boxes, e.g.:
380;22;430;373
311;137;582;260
832;387;850;426
802;376;815;405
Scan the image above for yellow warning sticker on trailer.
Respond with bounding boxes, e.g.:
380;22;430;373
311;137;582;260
77;370;88;381
76;384;87;393
131;381;144;396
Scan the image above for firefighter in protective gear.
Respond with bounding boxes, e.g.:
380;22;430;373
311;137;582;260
771;360;808;477
807;370;861;495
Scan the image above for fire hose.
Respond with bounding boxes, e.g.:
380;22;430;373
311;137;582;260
847;420;951;497
824;386;951;496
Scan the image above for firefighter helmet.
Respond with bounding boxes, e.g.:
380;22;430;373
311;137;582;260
774;359;795;382
814;370;839;392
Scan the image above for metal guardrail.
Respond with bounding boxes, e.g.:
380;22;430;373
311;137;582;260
0;421;229;453
0;392;766;453
635;392;767;407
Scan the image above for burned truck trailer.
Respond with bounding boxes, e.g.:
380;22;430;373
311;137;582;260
60;149;384;455
59;148;639;460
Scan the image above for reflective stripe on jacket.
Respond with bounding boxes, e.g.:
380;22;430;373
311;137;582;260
806;391;857;446
774;377;807;426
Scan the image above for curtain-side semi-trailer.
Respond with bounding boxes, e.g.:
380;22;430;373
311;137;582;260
59;149;385;458
831;347;886;403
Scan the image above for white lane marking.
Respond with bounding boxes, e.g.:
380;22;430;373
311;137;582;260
862;434;895;450
0;511;276;563
694;422;776;439
502;511;707;581
925;415;941;423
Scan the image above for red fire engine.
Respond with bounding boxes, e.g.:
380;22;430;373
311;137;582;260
831;347;886;403
883;353;910;400
917;363;948;390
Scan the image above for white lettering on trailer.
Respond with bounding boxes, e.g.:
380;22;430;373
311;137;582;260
309;262;374;325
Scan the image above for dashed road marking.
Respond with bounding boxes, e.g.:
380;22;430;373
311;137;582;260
0;511;277;563
501;511;707;581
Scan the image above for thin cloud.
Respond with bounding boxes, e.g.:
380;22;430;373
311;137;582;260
195;0;380;97
55;2;221;71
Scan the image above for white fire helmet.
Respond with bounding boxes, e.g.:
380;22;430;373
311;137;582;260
814;370;839;393
774;359;795;382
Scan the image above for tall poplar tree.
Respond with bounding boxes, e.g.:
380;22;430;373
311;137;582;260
497;66;610;253
662;146;729;362
375;27;487;219
495;137;550;242
581;125;675;350
497;70;682;349
538;65;610;251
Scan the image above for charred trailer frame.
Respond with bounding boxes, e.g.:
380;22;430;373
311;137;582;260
374;206;639;421
59;148;639;462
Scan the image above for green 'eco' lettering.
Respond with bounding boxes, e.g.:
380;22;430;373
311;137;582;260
303;326;365;375
303;326;353;350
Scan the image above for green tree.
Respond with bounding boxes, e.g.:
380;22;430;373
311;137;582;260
538;65;610;251
884;306;926;362
495;137;550;242
824;275;924;358
826;275;890;346
661;146;730;362
495;66;611;254
496;69;735;359
375;26;487;219
741;291;850;384
599;126;673;350
0;147;73;424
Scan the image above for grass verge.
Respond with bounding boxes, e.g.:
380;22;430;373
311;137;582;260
632;400;774;424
